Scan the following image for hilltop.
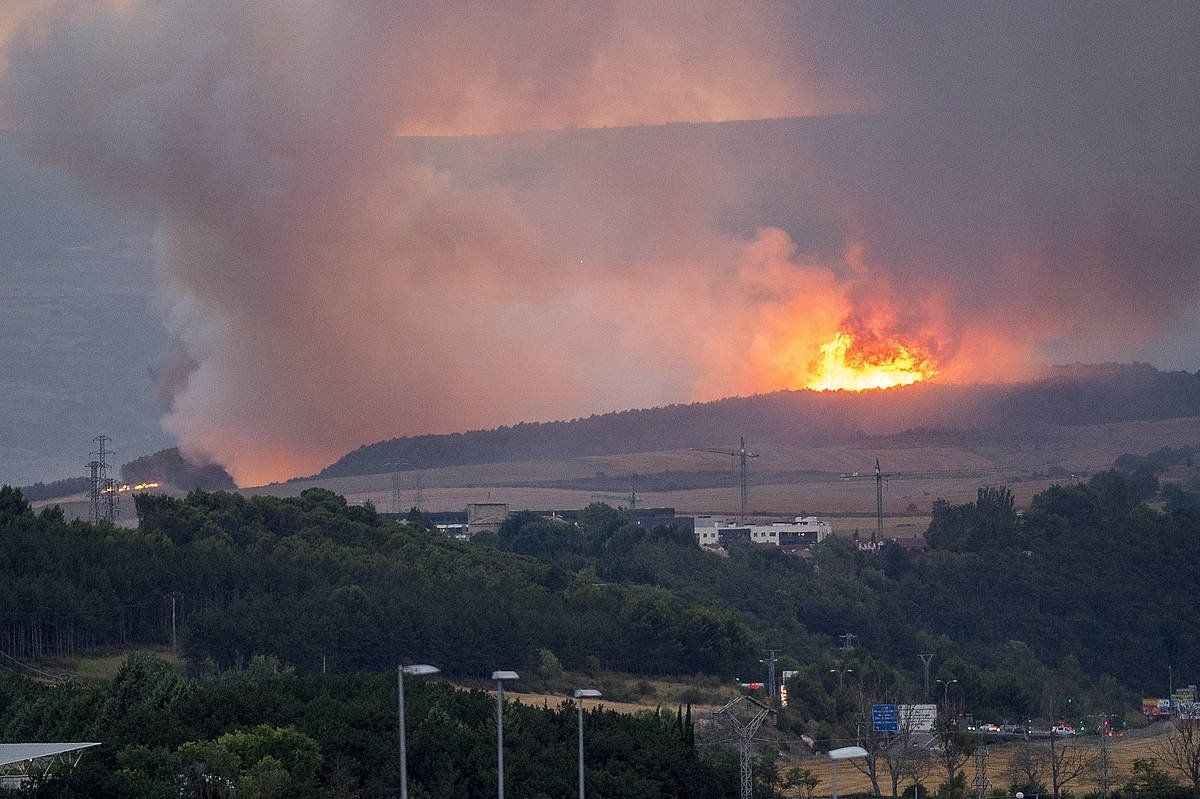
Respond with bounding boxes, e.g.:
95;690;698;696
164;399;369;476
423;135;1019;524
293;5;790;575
316;364;1200;480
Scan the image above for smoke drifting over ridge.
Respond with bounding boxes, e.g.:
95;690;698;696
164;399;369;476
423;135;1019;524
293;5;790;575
2;2;1198;484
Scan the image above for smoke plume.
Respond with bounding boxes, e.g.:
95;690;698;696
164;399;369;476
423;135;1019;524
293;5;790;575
3;1;1198;483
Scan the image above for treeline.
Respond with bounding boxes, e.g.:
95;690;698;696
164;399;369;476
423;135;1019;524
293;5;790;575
18;447;235;503
317;365;1200;479
493;475;1200;722
14;476;90;502
0;654;727;799
0;486;754;676
4;469;1199;721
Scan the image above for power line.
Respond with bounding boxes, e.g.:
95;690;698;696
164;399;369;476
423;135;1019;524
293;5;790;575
0;647;71;683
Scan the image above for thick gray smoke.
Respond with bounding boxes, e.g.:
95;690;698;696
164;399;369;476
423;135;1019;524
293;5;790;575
2;1;1197;483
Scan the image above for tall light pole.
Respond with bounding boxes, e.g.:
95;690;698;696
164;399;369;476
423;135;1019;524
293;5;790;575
919;654;935;701
760;650;778;700
398;664;439;799
936;678;959;713
574;689;602;799
492;670;519;799
830;668;854;689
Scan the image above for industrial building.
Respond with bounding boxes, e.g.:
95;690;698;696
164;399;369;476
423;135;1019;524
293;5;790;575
693;516;833;549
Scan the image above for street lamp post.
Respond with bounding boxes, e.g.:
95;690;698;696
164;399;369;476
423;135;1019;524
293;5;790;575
574;689;602;799
398;664;440;799
829;668;854;689
492;670;519;799
936;678;959;713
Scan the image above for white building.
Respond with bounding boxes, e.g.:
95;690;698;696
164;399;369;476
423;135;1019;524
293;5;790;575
694;515;832;548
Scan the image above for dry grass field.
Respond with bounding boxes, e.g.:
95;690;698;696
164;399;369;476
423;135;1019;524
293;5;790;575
238;417;1200;527
31;416;1199;534
787;725;1179;796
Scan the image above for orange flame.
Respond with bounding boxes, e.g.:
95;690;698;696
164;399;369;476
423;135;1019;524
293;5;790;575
806;330;938;392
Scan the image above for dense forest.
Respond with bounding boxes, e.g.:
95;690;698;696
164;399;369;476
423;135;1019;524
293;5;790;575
3;464;1199;711
0;486;753;677
2;467;1200;794
318;364;1200;479
0;655;726;799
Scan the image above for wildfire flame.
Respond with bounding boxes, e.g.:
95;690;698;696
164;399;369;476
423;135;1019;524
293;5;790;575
806;330;937;392
100;482;161;494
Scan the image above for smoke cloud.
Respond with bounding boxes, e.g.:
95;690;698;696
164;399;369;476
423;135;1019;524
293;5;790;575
3;1;1198;483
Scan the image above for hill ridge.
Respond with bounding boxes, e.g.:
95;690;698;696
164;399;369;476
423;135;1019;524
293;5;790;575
312;364;1200;482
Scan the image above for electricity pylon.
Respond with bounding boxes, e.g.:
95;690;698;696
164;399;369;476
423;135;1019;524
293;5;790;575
713;695;774;799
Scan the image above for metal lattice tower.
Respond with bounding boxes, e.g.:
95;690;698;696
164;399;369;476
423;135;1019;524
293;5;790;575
90;435;117;522
86;460;102;525
972;746;990;799
385;461;409;514
713;695;774;799
1095;717;1113;799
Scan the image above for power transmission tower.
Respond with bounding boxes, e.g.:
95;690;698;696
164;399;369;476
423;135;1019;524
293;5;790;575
628;473;639;510
413;473;423;510
86;459;102;525
972;747;990;798
693;437;759;523
385;460;410;514
90;435;117;522
919;654;935;701
840;632;857;651
1084;712;1114;799
713;695;774;799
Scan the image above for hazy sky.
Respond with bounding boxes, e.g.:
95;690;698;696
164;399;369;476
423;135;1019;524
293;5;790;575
0;1;1197;485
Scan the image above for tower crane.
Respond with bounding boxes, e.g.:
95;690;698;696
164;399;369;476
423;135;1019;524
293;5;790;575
839;461;1016;539
693;437;758;523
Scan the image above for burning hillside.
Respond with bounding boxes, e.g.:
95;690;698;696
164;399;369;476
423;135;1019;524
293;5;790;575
807;330;939;392
3;4;1196;484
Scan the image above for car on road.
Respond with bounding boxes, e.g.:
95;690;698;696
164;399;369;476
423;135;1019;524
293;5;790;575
1050;725;1076;736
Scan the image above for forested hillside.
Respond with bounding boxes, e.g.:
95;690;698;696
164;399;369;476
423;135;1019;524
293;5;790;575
317;365;1200;479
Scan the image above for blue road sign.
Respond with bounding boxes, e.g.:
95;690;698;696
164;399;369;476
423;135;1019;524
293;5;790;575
872;704;899;732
